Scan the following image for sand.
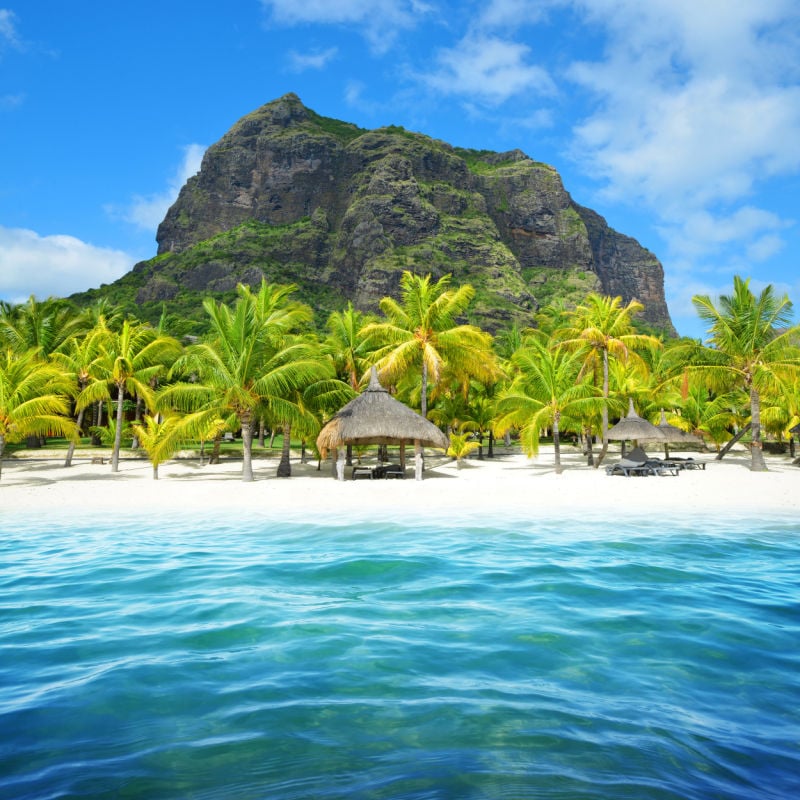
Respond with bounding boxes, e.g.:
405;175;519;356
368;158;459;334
1;443;797;523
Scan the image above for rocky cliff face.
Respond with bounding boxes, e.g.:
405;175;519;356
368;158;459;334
133;93;674;333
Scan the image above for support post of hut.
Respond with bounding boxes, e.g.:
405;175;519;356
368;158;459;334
400;442;406;470
414;439;423;481
335;448;345;481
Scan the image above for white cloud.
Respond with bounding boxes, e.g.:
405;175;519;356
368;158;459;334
120;144;205;233
660;207;790;260
0;8;21;50
0;226;134;303
477;0;561;29
423;35;556;105
287;46;338;72
261;0;431;52
565;2;800;211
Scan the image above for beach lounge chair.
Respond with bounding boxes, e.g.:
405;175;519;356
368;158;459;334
668;456;706;470
642;456;681;476
605;447;651;477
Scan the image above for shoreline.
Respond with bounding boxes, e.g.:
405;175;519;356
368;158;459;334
2;445;798;522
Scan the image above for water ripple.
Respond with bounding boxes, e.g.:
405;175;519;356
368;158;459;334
0;512;798;799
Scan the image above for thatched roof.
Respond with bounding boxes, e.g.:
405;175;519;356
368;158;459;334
790;422;800;435
656;410;702;444
606;400;668;442
316;367;449;457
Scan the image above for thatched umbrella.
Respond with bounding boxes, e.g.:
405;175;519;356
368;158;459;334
607;399;668;453
656;409;702;457
316;367;449;481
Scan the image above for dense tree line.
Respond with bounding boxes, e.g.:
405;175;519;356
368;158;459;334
2;273;799;480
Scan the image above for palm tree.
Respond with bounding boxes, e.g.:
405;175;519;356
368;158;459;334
362;271;495;417
0;295;88;357
50;323;108;467
161;285;336;481
447;432;481;468
83;319;181;472
0;348;77;478
688;276;800;471
494;338;599;473
460;394;498;459
562;293;660;466
130;414;183;479
323;302;374;391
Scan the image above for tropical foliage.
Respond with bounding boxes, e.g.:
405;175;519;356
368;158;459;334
1;273;798;481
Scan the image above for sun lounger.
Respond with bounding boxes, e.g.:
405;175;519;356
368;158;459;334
352;466;374;480
668;456;706;470
642;456;681;476
605;447;679;476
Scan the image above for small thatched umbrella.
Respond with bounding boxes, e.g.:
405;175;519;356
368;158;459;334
607;399;668;454
656;409;702;458
316;367;449;481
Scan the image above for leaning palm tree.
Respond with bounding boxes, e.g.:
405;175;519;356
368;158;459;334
0;348;77;478
687;276;800;471
494;338;600;474
562;293;661;466
362;271;495;417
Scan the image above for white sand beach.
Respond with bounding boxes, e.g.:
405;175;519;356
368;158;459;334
1;444;797;521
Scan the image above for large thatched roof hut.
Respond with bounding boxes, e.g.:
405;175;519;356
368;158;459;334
607;400;668;445
316;367;449;480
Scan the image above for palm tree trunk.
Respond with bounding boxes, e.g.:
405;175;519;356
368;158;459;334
241;413;254;482
64;405;86;467
553;414;563;474
91;399;103;445
153;464;159;480
421;361;428;418
277;422;292;477
487;430;494;458
749;387;768;471
131;394;143;449
209;433;222;465
596;350;609;467
716;422;752;460
111;383;125;473
584;426;595;466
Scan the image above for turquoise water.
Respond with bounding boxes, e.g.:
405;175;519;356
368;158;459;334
1;511;798;800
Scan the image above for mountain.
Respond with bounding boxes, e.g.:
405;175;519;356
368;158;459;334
78;93;675;335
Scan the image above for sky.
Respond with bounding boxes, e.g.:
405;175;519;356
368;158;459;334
1;1;799;339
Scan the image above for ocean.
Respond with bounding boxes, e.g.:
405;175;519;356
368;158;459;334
1;511;798;799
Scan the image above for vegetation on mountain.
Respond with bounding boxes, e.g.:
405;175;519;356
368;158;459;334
70;93;675;337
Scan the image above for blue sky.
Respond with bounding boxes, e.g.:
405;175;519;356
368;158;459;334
1;1;798;339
